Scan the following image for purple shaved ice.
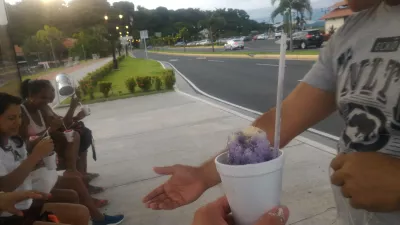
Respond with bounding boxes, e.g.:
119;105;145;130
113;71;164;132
227;127;277;165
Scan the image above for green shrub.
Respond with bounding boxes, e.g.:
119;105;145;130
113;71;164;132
99;82;113;98
125;77;136;93
154;76;162;91
136;76;152;92
164;69;176;90
78;79;88;95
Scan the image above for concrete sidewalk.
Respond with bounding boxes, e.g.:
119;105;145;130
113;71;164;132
55;91;338;225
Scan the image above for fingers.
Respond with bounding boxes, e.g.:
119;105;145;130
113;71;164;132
146;194;178;210
330;170;345;186
209;196;230;214
341;184;352;199
31;191;52;200
6;206;24;217
153;166;176;175
142;185;164;203
255;206;289;225
330;153;346;171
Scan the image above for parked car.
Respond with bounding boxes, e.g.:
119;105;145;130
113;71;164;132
186;42;197;46
252;35;259;41
174;42;186;46
257;34;268;40
275;31;282;39
286;29;324;50
197;39;211;45
224;39;245;50
240;36;252;41
216;38;228;44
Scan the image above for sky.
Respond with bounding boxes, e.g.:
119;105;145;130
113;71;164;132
5;0;334;10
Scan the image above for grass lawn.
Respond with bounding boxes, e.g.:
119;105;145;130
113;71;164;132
65;57;172;104
150;49;320;55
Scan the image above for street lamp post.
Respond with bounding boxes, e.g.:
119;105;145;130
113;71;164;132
287;0;297;52
104;13;124;70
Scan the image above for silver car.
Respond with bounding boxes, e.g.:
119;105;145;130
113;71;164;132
224;39;245;50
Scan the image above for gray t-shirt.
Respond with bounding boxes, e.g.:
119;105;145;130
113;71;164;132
303;3;400;225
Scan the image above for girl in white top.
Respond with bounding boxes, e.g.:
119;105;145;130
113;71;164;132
0;93;73;223
0;92;124;225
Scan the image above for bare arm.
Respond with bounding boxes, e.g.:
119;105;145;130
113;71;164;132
198;82;337;189
63;104;78;127
0;155;41;192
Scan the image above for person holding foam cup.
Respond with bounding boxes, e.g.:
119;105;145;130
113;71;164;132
144;1;400;225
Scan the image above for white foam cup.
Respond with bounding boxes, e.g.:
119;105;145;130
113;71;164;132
64;130;74;142
215;150;285;225
43;152;57;170
82;105;90;116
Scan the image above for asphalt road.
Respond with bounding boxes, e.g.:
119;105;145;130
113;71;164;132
158;39;321;53
134;50;344;137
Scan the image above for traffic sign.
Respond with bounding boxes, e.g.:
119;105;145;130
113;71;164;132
140;30;148;39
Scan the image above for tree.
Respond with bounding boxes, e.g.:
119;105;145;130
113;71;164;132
36;25;63;61
198;12;226;52
70;25;110;59
271;0;312;51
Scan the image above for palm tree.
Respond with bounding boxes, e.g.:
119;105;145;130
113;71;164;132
271;0;312;22
271;0;312;51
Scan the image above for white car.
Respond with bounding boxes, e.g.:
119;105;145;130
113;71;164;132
197;40;211;45
224;39;244;50
257;34;268;40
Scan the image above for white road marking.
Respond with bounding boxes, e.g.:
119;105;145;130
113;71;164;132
208;60;224;63
196;57;207;60
169;59;179;62
158;60;340;143
256;63;284;67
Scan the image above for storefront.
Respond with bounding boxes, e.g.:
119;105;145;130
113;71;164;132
0;0;21;97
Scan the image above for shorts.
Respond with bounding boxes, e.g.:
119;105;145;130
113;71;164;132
0;201;43;225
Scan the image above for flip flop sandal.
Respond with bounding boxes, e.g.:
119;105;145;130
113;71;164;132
93;198;109;208
88;185;105;195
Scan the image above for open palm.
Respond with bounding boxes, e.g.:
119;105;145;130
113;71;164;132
143;165;208;210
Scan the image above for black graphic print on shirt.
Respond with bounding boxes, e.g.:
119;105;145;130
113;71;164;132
337;47;400;154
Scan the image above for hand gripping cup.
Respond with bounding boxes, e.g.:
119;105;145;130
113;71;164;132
64;130;74;143
80;103;91;116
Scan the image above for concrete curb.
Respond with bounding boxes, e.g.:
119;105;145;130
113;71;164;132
156;60;337;156
167;46;224;49
149;51;318;61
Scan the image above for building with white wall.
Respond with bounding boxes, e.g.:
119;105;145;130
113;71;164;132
321;0;353;32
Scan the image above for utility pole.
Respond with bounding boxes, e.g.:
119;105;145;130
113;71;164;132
289;10;293;52
288;0;295;52
210;27;215;52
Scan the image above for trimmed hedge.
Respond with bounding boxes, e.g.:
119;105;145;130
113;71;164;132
163;69;176;90
79;55;125;98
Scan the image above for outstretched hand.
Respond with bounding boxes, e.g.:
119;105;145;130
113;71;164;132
0;191;50;216
143;165;208;210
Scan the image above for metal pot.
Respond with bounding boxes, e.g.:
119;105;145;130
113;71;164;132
55;73;75;97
